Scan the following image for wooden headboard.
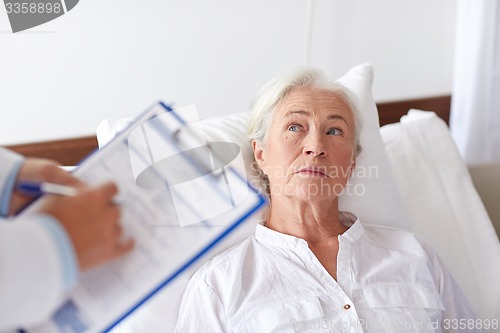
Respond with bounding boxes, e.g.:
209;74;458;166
376;95;450;127
5;95;451;166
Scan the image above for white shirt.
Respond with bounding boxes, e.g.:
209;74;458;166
176;216;479;333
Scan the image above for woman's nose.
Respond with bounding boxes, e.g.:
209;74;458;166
303;133;327;157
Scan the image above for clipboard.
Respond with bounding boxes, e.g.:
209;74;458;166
28;102;266;333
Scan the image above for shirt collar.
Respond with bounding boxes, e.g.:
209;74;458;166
255;211;365;249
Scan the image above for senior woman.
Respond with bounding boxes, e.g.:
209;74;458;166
175;67;478;332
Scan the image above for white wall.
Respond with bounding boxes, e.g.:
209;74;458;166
313;0;457;101
0;0;456;145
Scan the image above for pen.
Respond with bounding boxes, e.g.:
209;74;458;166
17;181;78;197
17;181;121;205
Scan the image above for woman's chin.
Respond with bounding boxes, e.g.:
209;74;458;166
268;179;347;201
288;181;346;201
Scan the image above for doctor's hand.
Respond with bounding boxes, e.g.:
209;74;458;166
10;158;83;215
37;181;135;271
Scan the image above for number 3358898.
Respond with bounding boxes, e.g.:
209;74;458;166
5;2;62;14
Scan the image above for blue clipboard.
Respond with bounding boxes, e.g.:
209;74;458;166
27;102;266;333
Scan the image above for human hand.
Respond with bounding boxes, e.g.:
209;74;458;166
37;182;135;271
10;158;83;215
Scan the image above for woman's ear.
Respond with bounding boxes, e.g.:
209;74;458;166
252;140;266;174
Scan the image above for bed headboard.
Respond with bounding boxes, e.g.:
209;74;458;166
5;95;451;166
376;95;450;126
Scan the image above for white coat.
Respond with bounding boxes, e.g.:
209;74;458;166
0;148;66;332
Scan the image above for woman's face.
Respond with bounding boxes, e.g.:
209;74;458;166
253;86;356;202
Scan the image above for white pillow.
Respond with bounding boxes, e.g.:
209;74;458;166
380;110;500;320
336;64;407;229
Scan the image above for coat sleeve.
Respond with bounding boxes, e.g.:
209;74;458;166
0;217;68;331
0;148;68;331
0;147;24;216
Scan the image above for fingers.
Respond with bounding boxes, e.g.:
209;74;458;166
10;159;84;215
114;238;135;258
92;181;119;203
35;177;133;271
75;219;135;271
44;164;82;186
110;218;135;255
18;158;80;185
90;194;134;266
101;226;135;265
76;182;119;210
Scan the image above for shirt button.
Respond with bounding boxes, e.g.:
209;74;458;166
343;304;351;310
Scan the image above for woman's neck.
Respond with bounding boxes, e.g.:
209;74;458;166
265;195;349;244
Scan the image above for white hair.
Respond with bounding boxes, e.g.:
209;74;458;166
248;66;362;156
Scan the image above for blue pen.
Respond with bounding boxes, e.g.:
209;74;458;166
17;181;78;197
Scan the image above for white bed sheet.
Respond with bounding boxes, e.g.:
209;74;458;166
381;110;500;320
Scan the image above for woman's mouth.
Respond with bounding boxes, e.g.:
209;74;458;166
297;167;328;177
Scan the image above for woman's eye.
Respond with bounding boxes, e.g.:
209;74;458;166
288;125;300;132
327;128;342;135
